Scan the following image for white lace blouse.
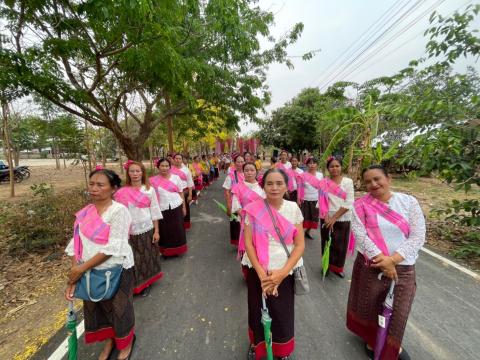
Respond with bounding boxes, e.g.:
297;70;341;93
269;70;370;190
65;201;134;270
153;174;184;211
231;182;265;213
303;171;324;201
127;186;163;235
327;177;354;222
175;165;194;191
292;168;303;190
242;200;304;273
352;192;426;265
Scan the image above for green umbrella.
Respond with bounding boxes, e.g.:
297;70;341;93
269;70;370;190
66;301;78;360
321;230;332;281
213;199;240;222
261;295;274;360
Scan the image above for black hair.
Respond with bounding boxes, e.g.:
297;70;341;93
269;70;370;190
173;153;183;159
233;154;245;162
156;157;171;168
243;151;252;157
243;162;258;172
270;156;277;163
279;150;288;155
89;169;122;188
261;168;288;188
327;156;342;169
362;164;388;178
306;157;318;165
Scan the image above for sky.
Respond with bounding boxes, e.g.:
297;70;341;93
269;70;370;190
240;0;480;134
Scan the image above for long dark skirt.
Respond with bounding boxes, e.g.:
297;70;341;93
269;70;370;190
230;219;240;246
183;190;191;230
247;268;295;359
214;167;219;179
159;205;188;256
288;190;297;203
320;220;351;274
194;178;203;192
129;230;163;294
301;200;319;229
209;170;215;183
83;268;135;350
347;253;417;360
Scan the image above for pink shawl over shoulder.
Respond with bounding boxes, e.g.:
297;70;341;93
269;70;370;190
348;193;411;257
114;186;151;209
170;166;187;182
73;204;111;262
275;162;296;192
238;199;297;270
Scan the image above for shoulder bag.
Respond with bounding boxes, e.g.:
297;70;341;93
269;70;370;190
74;264;123;302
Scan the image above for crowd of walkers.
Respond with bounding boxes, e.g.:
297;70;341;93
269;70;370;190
64;150;425;360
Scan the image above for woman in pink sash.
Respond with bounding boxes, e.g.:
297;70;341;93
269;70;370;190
172;153;194;230
223;154;246;246
289;156;303;203
65;168;135;360
297;157;323;239
347;165;426;360
240;168;305;360
151;158;188;257
191;156;204;199
115;161;163;297
320;156;354;278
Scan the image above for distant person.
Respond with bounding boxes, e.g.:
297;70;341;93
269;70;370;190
223;154;246;246
347;165;426;360
65;168;135;360
270;156;277;169
289;156;303;203
150;158;187;256
254;155;262;171
320;156;354;278
114;161;163;296
171;153;194;230
239;168;305;360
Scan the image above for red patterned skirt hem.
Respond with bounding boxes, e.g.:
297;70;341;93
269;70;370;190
160;244;188;256
132;272;164;294
85;327;135;350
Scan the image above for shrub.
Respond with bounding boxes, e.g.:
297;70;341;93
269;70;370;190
0;184;88;254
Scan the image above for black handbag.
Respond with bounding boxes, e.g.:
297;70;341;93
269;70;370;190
264;200;310;295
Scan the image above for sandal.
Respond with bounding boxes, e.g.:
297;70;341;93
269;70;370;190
117;335;136;360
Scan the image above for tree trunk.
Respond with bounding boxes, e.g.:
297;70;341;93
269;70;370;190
13;148;19;166
84;120;93;172
2;101;14;197
149;143;154;171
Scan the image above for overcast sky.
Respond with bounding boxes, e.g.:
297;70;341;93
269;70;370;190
240;0;479;134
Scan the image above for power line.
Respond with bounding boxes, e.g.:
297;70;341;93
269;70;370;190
319;0;427;91
308;0;411;87
337;0;450;84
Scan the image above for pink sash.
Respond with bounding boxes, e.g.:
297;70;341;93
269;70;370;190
170;166;187;182
192;163;202;178
73;204;111;262
275;162;295;192
297;173;347;218
348;194;411;257
114;186;151;209
229;170;245;185
150;175;180;193
231;182;264;208
238;200;297;270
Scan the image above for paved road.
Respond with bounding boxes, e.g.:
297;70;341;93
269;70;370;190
35;174;480;360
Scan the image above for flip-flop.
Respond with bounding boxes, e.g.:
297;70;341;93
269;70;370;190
117;335;136;360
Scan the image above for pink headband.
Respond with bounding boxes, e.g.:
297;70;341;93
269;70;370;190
123;159;135;170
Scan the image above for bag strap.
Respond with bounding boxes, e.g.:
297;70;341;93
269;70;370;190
264;200;291;258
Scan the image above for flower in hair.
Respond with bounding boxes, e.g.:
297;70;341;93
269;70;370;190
327;155;336;162
94;164;104;171
123;159;134;170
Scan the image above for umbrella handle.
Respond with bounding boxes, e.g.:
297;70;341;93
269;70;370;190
262;294;267;310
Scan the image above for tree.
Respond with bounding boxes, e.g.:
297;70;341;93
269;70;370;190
1;0;305;160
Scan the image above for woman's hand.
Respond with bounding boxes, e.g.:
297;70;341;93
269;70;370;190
152;231;160;244
226;207;232;217
383;267;398;282
65;283;76;301
68;264;85;285
261;269;287;297
324;215;337;230
371;254;396;273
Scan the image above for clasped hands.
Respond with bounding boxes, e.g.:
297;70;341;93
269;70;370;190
260;269;288;297
65;264;85;301
371;253;398;281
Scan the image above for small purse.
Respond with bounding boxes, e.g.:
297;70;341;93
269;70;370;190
74;265;123;302
264;200;310;295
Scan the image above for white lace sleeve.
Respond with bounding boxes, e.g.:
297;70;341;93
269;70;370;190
395;196;426;262
100;206;132;257
186;170;194;188
149;188;163;221
223;176;232;190
352;208;382;259
293;203;304;225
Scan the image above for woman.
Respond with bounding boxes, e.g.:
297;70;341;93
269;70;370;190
223;154;245;246
297;157;323;239
114;161;164;296
201;155;211;188
191;156;204;201
239;168;305;360
254;155;263;171
320;156;354;278
347;165;425;360
150;158;188;257
65;168;135;360
289;156;303;203
231;162;265;278
172;153;194;230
